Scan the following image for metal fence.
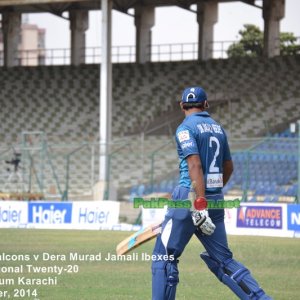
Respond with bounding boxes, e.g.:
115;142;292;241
0;132;177;201
0;132;299;203
1;37;299;66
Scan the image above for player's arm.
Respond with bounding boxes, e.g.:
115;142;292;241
186;154;205;198
223;159;233;186
175;126;205;200
222;128;233;186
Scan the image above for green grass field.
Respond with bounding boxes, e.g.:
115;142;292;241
0;229;299;300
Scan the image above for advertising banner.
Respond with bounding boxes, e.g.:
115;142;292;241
0;200;299;238
236;205;282;229
226;203;293;238
27;202;73;229
0;201;28;228
142;207;167;227
287;204;300;237
0;200;120;230
224;207;237;235
72;201;120;229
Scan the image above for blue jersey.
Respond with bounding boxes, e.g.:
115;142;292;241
175;111;231;193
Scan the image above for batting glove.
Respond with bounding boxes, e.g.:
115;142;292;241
191;209;215;235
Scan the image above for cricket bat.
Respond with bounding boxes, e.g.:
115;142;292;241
116;222;162;255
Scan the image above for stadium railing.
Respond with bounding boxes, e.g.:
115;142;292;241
0;132;298;204
1;36;299;66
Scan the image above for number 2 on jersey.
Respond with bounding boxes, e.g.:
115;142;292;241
209;136;220;173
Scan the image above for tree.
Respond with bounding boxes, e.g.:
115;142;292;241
227;24;300;57
279;32;300;55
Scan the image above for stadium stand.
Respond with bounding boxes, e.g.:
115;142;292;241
227;129;298;202
0;55;299;200
144;128;299;203
1;56;300;140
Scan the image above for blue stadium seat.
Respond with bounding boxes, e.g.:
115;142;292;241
249;196;257;202
137;184;145;196
264;196;272;202
129;185;139;202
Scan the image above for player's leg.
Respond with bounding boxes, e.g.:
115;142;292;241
152;186;195;300
195;199;272;300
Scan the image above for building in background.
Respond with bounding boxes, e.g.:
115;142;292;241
0;15;46;66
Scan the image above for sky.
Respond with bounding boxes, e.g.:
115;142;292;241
27;0;299;50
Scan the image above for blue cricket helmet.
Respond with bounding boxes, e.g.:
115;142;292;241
181;86;207;103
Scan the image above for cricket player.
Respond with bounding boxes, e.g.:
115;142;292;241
151;87;272;300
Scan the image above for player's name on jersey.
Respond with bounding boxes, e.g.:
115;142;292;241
197;123;223;134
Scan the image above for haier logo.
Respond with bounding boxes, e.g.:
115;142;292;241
78;207;110;224
0;206;22;223
288;204;300;231
29;203;72;224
